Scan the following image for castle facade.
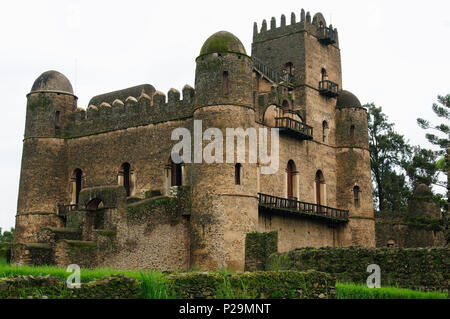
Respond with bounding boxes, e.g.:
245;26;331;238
13;10;375;271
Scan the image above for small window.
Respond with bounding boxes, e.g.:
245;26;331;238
350;125;355;143
55;111;60;129
321;68;328;81
222;71;229;96
120;163;132;196
284;62;294;76
322;121;329;143
353;185;360;208
282;100;290;111
169;158;182;187
235;163;242;185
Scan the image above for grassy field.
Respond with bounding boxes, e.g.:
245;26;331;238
0;258;447;299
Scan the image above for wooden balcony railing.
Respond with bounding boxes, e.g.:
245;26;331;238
317;27;337;45
258;193;349;224
275;117;313;141
319;80;339;98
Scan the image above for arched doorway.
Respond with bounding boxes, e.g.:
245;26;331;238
119;163;132;196
85;198;105;240
71;168;83;206
315;170;326;207
287;160;297;200
169;158;182;187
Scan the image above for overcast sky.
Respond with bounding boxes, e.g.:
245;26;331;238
0;0;449;230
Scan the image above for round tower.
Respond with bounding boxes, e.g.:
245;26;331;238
335;90;375;247
190;31;258;271
14;71;77;249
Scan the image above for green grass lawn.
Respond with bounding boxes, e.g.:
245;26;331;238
0;258;447;299
336;283;447;299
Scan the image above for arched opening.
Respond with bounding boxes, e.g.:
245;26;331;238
222;71;229;96
322;121;329;143
284;62;294;76
287;160;297;200
350;125;355;143
387;240;395;248
70;169;83;206
321;68;328;81
315;170;326;207
119;163;132;197
282;100;290;111
169;158;183;187
85;198;105;237
353;185;361;208
55;111;60;129
235;163;242;185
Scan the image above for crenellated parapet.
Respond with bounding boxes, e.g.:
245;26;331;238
253;10;338;47
64;85;195;138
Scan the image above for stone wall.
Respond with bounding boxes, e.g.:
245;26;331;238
167;270;336;299
244;232;278;271
0;274;140;299
267;247;449;292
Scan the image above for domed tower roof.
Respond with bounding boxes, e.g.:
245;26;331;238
30;70;74;95
199;31;247;56
413;184;432;196
336;90;362;109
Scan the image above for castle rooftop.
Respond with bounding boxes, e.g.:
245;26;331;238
199;31;247;56
30;70;74;95
336;90;362;109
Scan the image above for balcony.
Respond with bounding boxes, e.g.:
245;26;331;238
258;193;349;225
319;80;339;98
275;117;313;141
317;27;337;45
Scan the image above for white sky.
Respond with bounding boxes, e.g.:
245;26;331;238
0;0;449;230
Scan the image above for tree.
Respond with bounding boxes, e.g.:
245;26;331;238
367;104;412;211
0;227;14;243
417;94;450;157
404;146;440;190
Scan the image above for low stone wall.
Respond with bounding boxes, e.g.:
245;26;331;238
266;247;449;292
0;274;140;299
167;271;336;299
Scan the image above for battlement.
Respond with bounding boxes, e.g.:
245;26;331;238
64;84;194;138
253;10;338;46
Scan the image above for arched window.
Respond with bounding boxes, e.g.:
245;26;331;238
222;71;229;96
287;160;297;199
120;163;132;196
353;185;360;208
284;62;294;76
350;125;355;143
321;68;328;81
55;111;60;129
322;121;329;143
71;168;83;205
235;163;242;185
315;170;325;206
169;158;182;187
282;100;290;111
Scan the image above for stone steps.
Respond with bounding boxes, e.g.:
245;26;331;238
37;227;82;243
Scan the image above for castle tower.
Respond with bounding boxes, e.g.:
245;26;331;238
190;31;259;271
252;11;341;141
335;91;376;246
14;71;77;246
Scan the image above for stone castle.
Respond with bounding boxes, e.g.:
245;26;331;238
13;10;377;271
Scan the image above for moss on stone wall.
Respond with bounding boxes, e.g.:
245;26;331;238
167;270;335;299
0;274;140;299
127;186;191;223
245;232;278;271
266;247;449;292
